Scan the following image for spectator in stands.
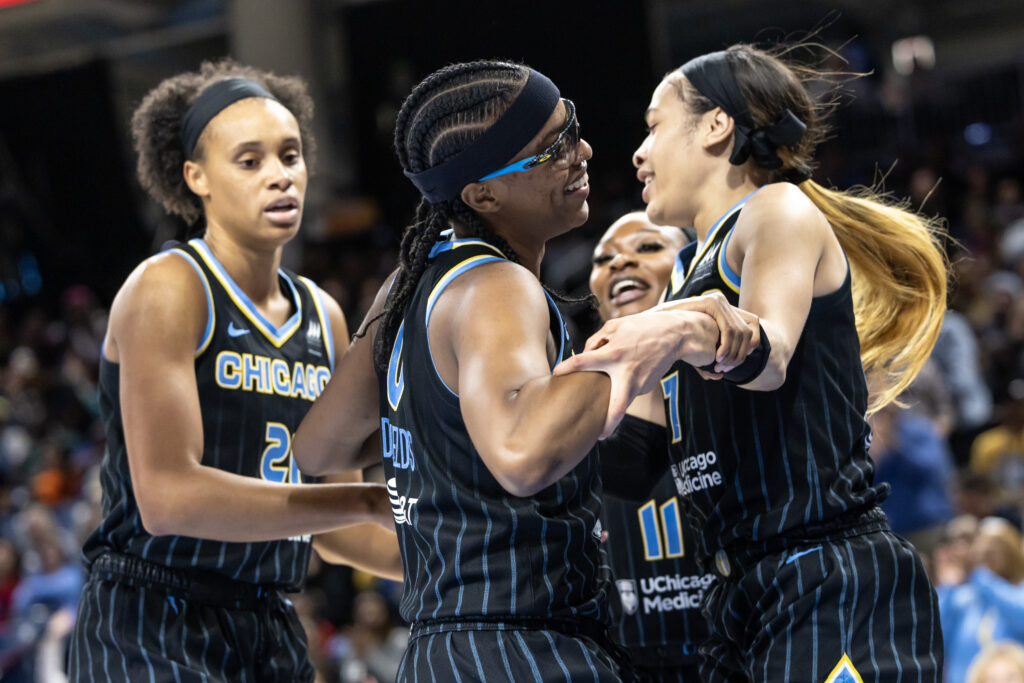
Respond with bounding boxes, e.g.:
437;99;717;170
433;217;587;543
0;538;20;631
870;401;956;554
971;380;1024;495
932;309;994;465
936;517;1024;683
968;641;1024;683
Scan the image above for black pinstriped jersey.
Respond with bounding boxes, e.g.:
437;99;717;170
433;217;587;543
376;234;610;625
83;239;333;591
599;414;711;668
662;190;885;562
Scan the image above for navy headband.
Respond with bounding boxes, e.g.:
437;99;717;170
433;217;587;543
681;51;806;172
403;68;561;204
181;78;279;159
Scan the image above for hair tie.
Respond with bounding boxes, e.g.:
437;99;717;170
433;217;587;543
681;52;806;170
781;167;813;184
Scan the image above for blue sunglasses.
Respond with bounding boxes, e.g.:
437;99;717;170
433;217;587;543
479;99;579;181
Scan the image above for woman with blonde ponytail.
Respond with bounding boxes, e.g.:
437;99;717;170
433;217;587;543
558;43;946;682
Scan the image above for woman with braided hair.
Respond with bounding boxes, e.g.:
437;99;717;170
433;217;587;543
68;60;399;683
557;43;948;681
294;59;754;681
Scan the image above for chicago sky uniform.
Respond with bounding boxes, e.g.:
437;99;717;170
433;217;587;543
376;234;619;681
69;239;334;682
661;191;942;682
600;414;712;682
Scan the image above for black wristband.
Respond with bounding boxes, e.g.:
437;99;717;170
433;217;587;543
722;323;771;384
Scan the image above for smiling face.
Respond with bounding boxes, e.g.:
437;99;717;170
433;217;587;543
185;97;307;249
481;99;593;239
590;212;688;320
633;73;712;228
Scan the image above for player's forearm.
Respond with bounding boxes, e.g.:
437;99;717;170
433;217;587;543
136;466;388;541
293;324;381;476
732;319;790;391
313;526;403;581
293;405;377;476
488;371;610;497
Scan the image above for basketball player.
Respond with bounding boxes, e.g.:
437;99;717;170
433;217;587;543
558;44;948;681
591;212;713;682
293;60;760;681
68;61;399;682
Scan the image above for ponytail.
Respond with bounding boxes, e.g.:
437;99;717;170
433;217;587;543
799;180;948;413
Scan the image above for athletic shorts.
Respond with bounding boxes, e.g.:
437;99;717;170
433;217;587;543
67;552;313;682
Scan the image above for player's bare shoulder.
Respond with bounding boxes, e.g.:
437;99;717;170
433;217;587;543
444;258;547;316
106;248;209;361
737;182;829;241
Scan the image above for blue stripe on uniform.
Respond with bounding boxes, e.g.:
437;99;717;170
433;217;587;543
425;633;439;683
495;632;516;681
109;583;129;679
883;534;905;680
541;630;573;682
444;632;464;683
137;587;157;682
448;468;468;616
169;249;215;356
467;631;487;682
512;631;545;683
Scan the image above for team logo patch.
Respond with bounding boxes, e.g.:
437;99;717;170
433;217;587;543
305;320;323;357
824;654;863;683
714;549;731;577
615;579;638;616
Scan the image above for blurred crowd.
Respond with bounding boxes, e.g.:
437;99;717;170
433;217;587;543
2;67;1024;683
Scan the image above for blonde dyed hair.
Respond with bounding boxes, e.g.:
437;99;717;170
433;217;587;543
800;181;947;413
976;516;1024;584
678;44;948;414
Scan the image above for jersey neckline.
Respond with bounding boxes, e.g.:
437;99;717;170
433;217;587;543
189;238;303;348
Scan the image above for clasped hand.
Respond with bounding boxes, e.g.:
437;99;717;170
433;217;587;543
553;292;759;438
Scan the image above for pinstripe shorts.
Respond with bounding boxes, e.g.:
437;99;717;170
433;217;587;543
698;528;942;683
67;557;313;683
398;624;624;682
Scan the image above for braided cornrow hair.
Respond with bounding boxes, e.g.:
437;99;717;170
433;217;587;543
373;60;529;369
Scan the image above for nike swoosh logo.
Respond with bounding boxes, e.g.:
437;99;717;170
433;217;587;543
227;322;250;337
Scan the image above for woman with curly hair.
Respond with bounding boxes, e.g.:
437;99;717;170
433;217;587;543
67;61;398;682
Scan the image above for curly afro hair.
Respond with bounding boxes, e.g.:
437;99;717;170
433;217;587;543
131;59;317;225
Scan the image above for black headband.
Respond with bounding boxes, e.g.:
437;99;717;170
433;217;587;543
681;51;806;171
403;68;561;204
181;78;279;159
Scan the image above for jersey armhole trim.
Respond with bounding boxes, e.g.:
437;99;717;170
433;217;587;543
542;290;566;368
298;276;335;371
670;242;697;296
424;254;507;397
718;225;741;294
169;248;215;357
